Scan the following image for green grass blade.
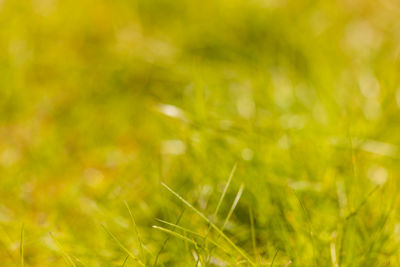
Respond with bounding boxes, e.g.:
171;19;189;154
271;248;279;267
152;225;198;246
161;182;255;266
221;184;244;231
101;224;145;267
49;232;76;267
153;208;185;267
155;219;204;238
155;219;231;254
20;224;24;267
124;200;145;261
249;206;258;261
70;255;88;267
121;255;129;267
345;186;380;220
214;163;237;218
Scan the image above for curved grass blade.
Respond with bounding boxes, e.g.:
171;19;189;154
271;248;279;267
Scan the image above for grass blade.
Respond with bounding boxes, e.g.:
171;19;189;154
70;255;88;267
101;224;145;267
221;184;244;231
20;224;24;267
249;206;258;261
153;225;198;246
161;182;255;266
153;208;184;266
121;255;129;267
271;248;279;267
124;200;144;261
155;219;231;254
49;232;76;267
155;219;204;239
214;163;237;218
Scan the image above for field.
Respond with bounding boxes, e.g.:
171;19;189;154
1;0;400;266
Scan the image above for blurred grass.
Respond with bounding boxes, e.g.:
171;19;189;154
1;0;400;266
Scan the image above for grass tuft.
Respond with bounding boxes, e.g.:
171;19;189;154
161;182;256;266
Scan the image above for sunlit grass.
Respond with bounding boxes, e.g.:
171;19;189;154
1;0;400;266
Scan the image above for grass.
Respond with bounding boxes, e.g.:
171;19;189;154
20;224;24;267
1;0;400;265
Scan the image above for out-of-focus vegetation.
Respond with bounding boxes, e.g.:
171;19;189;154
1;0;400;266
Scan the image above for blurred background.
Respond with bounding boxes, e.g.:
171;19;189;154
1;0;400;266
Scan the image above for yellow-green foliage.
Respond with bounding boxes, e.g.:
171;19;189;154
1;0;400;266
